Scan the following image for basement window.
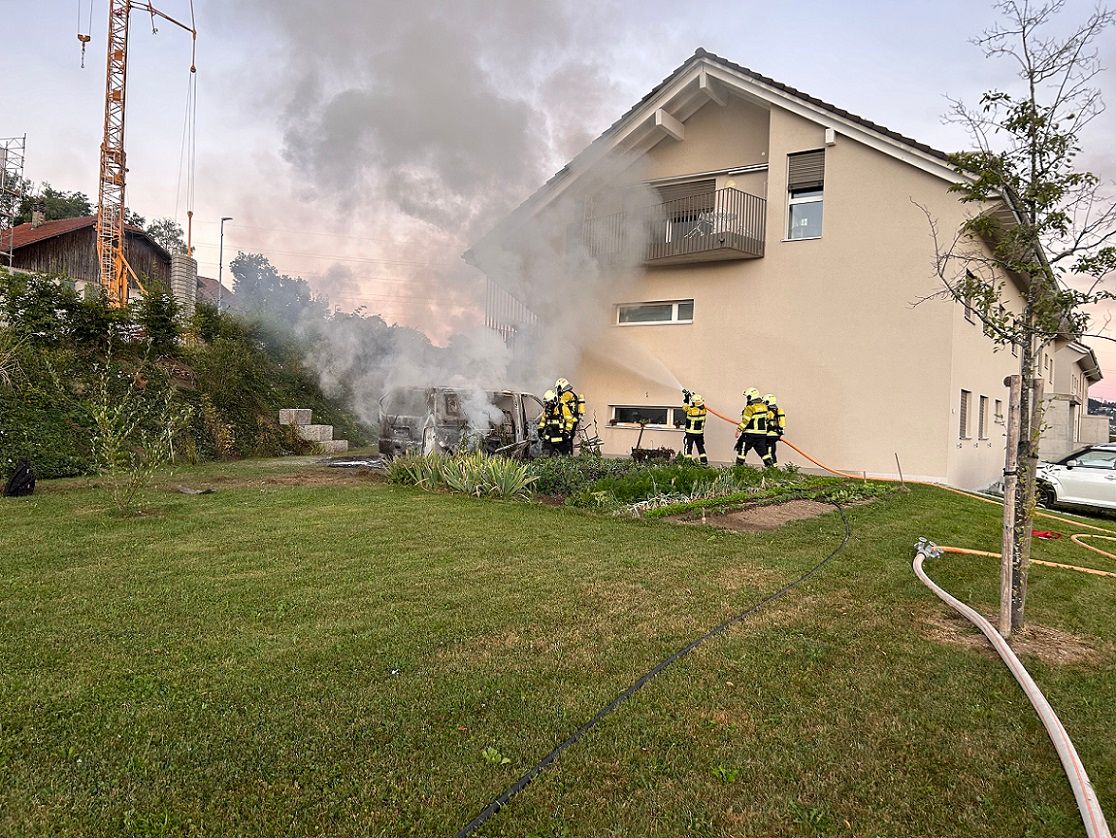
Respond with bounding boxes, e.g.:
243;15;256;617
617;299;694;325
786;150;824;240
610;405;678;428
959;389;971;439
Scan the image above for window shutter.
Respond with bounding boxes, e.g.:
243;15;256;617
787;150;825;191
655;179;715;210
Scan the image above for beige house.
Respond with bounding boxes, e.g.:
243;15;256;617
470;48;1107;489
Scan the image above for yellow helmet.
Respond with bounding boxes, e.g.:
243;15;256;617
743;387;760;401
763;393;777;406
691;393;705;406
555;377;571;393
543;389;557;403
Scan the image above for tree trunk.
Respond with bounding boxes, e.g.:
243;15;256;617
1013;375;1045;632
999;374;1022;637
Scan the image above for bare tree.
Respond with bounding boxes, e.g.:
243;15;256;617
924;0;1116;635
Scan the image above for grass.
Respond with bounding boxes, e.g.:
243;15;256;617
1;459;1114;836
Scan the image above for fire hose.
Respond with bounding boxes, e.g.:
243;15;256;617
705;401;1112;834
455;503;852;837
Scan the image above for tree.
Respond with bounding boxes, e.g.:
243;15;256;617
14;183;93;224
926;0;1116;635
146;217;186;254
230;252;329;325
124;208;146;227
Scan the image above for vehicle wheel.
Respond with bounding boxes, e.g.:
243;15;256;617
1037;483;1057;509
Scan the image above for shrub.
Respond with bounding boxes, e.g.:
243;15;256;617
390;452;537;499
526;455;648;496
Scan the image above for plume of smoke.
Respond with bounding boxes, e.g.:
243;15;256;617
224;1;675;434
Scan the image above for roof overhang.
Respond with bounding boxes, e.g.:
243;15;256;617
1067;340;1103;383
469;49;968;261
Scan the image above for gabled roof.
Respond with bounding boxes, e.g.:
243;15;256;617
7;216;172;262
469;48;961;259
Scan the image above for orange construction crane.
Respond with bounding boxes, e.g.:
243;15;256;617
95;1;196;305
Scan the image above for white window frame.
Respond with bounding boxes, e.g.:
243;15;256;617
994;399;1004;424
979;395;989;440
616;299;694;326
785;188;824;241
960;389;971;440
609;405;681;430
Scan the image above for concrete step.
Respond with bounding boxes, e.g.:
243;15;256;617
318;439;349;454
279;408;313;426
296;424;334;443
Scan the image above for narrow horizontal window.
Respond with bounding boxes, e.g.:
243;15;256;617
611;406;676;428
617;299;695;325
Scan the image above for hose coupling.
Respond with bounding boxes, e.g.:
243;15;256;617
915;537;942;560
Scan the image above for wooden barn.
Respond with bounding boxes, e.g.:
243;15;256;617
7;214;171;291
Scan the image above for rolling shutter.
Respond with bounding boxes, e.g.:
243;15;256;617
787;150;825;191
655;179;715;210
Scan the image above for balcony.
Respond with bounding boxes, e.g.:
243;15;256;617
574;187;766;267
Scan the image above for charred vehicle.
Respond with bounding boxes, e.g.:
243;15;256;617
378;387;545;458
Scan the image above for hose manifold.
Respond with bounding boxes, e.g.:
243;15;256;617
915;537;942;560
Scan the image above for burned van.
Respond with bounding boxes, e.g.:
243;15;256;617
378;387;545;458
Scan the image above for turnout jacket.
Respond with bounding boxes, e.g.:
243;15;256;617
737;401;768;435
680;403;707;435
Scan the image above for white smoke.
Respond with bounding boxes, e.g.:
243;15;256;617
222;1;673;432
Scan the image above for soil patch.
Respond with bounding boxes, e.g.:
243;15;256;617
672;499;836;533
922;609;1106;666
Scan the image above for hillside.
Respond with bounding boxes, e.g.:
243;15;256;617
0;269;371;480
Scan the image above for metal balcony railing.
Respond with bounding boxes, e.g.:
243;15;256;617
572;187;766;266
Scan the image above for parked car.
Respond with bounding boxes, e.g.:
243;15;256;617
378;387;544;459
1036;443;1116;512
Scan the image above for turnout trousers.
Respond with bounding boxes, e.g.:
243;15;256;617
735;433;770;466
683;432;708;465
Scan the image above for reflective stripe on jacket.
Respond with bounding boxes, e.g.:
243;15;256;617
737;401;768;435
681;404;707;434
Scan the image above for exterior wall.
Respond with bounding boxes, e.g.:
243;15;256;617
574;101;993;484
1039;341;1108;459
12;227;170;287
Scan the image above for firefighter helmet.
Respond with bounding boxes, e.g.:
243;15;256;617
763;393;777;406
543;389;557;404
691;393;705;406
555;377;571;393
743;387;760;401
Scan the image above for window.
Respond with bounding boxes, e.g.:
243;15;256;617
611;405;678;428
617;299;694;325
1011;341;1018;357
959;389;971;439
963;296;974;323
995;399;1004;424
656;180;715;243
979;395;989;439
786;150;824;240
1062;448;1116;468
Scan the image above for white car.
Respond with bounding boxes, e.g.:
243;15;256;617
1036;443;1116;512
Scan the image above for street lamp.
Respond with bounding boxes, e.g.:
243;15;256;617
217;216;233;310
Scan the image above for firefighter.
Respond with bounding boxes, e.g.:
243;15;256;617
555;378;586;434
763;393;785;465
679;389;709;465
734;387;770;466
537;389;573;456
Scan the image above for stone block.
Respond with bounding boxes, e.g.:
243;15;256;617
296;424;334;443
279;409;312;426
318;439;349;454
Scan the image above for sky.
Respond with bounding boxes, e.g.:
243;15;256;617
4;0;1116;394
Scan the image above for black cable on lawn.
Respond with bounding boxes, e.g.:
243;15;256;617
456;502;852;838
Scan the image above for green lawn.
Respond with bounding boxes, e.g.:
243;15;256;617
1;460;1113;837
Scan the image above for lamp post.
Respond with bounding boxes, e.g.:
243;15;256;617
217;216;233;310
